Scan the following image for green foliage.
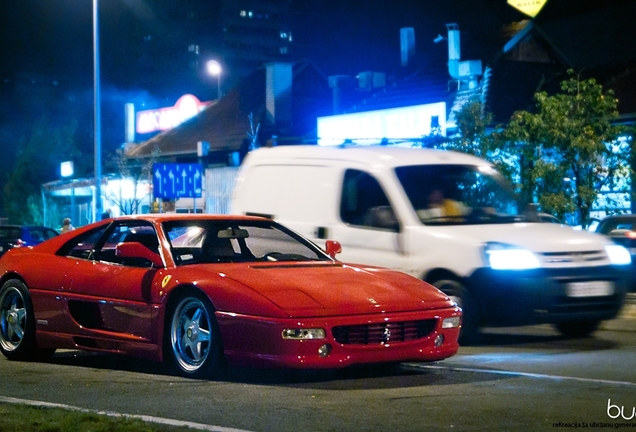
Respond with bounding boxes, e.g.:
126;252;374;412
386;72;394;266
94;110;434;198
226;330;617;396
429;97;516;184
504;70;628;225
0;403;193;432
422;71;629;227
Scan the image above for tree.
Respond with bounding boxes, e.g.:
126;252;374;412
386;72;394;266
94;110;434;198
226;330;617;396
3;116;84;225
416;98;516;186
504;70;628;226
440;97;514;182
106;146;159;215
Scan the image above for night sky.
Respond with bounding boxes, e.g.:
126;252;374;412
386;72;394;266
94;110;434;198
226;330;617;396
0;0;632;186
1;0;628;85
0;0;526;88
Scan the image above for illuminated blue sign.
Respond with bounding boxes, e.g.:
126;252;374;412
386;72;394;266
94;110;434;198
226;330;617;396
152;163;203;199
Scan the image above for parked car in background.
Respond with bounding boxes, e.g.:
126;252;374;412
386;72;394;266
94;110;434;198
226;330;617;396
0;214;461;379
595;214;636;292
0;225;59;258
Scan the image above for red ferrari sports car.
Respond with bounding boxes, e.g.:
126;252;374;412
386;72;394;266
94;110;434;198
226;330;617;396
0;215;461;378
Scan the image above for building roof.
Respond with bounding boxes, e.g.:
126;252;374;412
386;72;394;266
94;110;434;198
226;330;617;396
127;61;331;159
341;62;455;114
338;1;636;127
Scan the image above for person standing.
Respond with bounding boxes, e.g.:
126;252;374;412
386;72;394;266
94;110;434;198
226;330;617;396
60;218;74;233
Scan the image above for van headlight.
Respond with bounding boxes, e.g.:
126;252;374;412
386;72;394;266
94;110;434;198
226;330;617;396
484;242;540;270
605;244;631;265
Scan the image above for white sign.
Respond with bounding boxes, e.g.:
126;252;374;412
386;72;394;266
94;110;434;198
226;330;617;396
317;102;446;146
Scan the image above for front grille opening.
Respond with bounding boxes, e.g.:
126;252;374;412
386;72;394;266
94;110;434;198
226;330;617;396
550;295;620;314
332;319;437;345
540;250;605;264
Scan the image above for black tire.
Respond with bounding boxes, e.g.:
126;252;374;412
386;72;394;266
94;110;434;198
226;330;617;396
165;291;224;379
0;279;54;361
432;279;480;345
555;320;601;338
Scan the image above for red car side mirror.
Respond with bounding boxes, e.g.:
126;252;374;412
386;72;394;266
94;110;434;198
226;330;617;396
325;240;342;259
116;242;164;268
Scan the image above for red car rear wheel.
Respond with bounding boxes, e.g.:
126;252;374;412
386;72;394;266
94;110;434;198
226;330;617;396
0;279;54;360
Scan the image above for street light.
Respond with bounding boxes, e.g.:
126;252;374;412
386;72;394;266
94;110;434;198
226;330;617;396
206;60;222;99
93;0;103;221
61;161;76;227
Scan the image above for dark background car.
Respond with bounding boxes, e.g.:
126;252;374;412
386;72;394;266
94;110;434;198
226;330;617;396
595;215;636;291
0;225;59;257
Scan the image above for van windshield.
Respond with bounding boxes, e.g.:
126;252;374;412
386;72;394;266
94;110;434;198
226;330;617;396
395;164;527;225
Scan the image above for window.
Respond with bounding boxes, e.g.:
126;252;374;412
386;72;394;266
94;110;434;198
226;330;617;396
339;170;397;230
395;164;521;225
28;228;57;241
0;228;22;239
60;226;110;260
96;223;158;267
163;220;328;265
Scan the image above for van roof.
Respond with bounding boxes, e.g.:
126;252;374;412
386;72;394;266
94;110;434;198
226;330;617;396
244;145;491;168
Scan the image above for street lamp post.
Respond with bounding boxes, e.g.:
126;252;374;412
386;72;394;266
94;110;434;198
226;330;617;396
93;0;102;221
206;60;222;99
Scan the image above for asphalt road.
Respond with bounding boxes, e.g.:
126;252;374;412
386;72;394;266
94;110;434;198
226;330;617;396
2;302;636;432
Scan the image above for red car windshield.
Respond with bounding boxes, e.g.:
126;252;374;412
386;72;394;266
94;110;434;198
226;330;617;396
162;220;331;265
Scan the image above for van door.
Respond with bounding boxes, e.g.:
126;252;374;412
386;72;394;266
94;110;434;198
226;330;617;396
329;169;411;272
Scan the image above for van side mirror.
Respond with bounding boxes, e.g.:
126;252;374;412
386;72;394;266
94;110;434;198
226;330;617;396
325;240;342;258
524;203;540;222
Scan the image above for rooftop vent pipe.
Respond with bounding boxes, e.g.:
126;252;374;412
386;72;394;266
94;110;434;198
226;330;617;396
443;23;482;89
446;23;461;80
400;27;415;67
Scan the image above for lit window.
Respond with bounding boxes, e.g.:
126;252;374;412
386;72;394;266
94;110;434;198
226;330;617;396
240;10;246;17
280;31;287;39
248;11;253;18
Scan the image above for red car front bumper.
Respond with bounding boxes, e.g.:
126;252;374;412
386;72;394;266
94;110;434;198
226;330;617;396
216;308;461;369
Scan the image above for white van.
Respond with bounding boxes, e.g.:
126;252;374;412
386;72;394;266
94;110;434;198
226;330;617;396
231;145;631;340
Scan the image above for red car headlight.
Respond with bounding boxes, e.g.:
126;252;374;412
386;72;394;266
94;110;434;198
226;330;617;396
442;316;461;329
281;328;326;340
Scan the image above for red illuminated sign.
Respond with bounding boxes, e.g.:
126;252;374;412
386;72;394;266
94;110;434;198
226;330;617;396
136;94;212;134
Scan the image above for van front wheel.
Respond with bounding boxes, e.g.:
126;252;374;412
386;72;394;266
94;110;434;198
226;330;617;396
432;279;479;344
555;320;600;338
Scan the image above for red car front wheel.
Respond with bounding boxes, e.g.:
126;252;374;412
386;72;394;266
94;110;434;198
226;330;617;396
166;292;224;378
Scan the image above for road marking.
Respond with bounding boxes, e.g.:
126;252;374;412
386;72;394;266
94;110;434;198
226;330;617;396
0;396;254;432
406;363;636;387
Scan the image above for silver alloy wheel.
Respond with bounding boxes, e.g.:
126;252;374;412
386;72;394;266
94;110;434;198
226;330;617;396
0;285;26;353
170;297;212;373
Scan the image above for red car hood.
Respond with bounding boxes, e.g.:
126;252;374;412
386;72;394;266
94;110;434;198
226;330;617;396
211;262;452;317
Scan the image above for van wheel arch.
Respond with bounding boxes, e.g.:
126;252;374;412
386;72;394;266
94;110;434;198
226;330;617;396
424;271;480;344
